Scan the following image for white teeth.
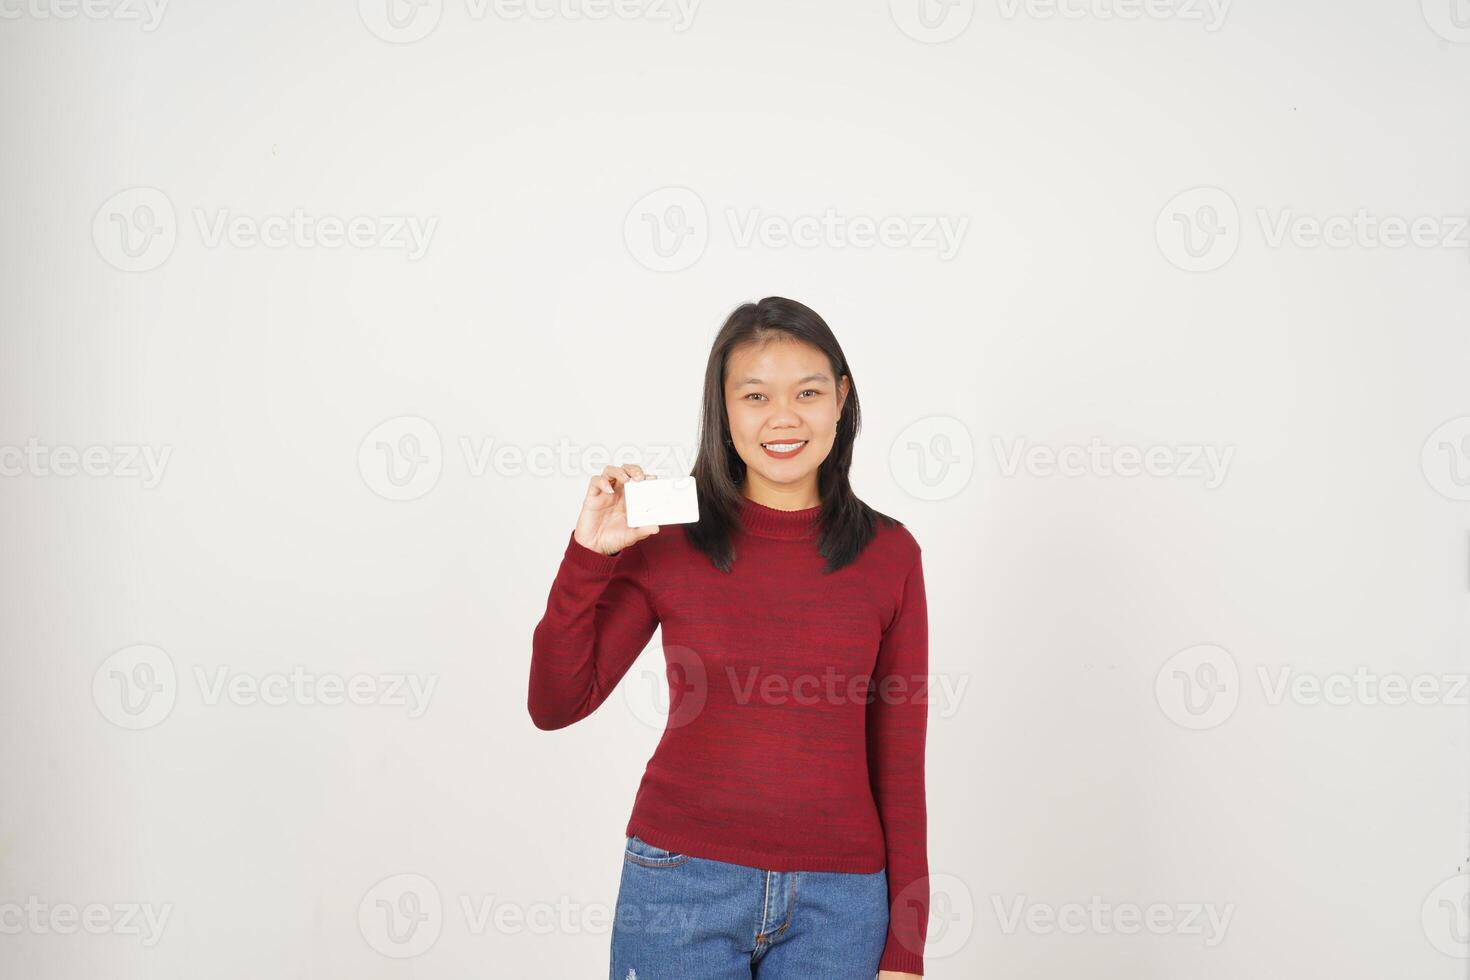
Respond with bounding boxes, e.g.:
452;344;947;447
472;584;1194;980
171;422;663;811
762;441;806;452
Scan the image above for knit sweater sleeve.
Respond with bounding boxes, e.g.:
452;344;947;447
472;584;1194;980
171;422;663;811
527;530;659;731
868;545;930;975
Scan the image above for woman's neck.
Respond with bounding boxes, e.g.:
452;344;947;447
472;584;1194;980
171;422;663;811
740;479;820;511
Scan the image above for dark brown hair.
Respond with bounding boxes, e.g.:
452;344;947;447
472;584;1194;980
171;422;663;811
684;296;902;574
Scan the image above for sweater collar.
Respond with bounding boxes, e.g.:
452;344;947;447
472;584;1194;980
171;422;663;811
737;495;821;541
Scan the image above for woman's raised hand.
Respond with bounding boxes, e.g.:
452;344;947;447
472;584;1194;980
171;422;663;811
573;464;661;556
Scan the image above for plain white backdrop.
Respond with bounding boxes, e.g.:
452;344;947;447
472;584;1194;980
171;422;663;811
2;1;1468;977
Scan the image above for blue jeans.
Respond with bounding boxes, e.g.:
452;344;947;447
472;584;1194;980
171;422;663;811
610;834;889;980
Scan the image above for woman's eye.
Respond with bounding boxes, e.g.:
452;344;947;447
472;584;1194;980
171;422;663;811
744;390;819;401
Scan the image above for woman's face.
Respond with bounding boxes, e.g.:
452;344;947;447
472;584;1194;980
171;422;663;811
723;337;849;500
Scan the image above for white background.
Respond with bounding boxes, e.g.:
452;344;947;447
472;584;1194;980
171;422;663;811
2;0;1468;977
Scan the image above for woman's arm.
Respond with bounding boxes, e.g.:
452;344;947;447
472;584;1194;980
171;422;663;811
527;530;659;730
867;545;930;976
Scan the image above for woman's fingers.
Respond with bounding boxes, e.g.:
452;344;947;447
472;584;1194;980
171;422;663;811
590;464;658;497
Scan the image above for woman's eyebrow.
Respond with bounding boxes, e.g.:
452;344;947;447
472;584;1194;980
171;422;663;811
733;373;831;387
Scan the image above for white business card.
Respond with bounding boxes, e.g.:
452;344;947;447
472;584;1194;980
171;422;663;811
624;475;699;528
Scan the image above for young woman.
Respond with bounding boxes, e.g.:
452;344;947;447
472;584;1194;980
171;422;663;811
529;297;930;979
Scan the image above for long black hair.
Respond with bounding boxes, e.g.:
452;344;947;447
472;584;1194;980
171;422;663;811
684;296;902;574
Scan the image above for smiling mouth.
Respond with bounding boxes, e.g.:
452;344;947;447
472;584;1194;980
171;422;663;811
760;440;809;456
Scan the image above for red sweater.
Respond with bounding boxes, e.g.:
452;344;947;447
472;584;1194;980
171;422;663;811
529;496;929;975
